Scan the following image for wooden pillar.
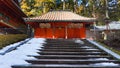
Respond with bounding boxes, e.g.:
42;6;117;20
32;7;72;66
65;26;68;39
52;22;55;39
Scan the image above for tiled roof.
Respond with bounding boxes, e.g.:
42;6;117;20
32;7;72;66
24;11;96;22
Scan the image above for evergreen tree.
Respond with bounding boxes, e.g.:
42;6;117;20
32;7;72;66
20;0;120;21
20;0;55;16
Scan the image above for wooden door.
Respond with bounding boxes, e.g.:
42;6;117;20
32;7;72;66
54;27;65;38
46;28;53;38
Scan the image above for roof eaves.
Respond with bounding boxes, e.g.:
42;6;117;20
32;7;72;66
25;19;96;23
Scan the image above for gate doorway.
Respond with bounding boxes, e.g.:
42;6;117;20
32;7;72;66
34;23;86;39
54;27;65;39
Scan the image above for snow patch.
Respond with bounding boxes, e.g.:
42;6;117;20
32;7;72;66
0;38;30;54
85;49;99;50
88;58;109;61
75;39;84;44
0;38;46;68
80;46;93;48
90;62;119;66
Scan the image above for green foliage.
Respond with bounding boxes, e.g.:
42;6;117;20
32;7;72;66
20;0;56;16
0;34;28;49
109;2;120;21
20;0;120;21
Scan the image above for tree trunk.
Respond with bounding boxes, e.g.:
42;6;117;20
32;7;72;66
63;0;65;10
105;0;109;18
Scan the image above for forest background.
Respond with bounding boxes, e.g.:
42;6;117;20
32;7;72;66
20;0;120;25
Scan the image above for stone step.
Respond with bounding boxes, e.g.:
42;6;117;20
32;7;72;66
37;52;108;55
26;59;120;64
38;49;102;52
41;47;95;49
42;48;98;50
31;55;113;59
43;43;79;45
46;40;74;42
12;64;120;68
12;39;120;68
43;45;82;47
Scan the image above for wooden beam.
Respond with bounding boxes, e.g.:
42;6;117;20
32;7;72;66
1;0;27;25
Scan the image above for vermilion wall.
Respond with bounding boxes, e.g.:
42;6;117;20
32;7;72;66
0;2;27;29
54;27;65;38
34;28;53;38
34;22;86;39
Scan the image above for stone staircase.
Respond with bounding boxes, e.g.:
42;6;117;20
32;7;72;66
12;39;120;68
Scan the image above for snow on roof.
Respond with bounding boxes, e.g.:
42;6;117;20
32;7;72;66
95;21;120;30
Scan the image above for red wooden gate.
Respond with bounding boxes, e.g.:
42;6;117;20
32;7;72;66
34;22;86;39
54;27;65;39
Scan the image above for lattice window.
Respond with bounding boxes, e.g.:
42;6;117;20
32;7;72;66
39;23;51;28
68;23;83;28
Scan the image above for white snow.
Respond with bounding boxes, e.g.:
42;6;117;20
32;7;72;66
80;46;93;48
0;38;120;68
90;62;119;66
0;38;30;54
95;21;120;30
0;38;46;68
75;39;84;44
88;58;109;61
85;49;99;50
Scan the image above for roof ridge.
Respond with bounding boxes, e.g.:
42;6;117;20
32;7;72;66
25;11;96;22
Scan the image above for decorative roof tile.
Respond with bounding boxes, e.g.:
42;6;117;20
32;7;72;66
24;11;96;22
